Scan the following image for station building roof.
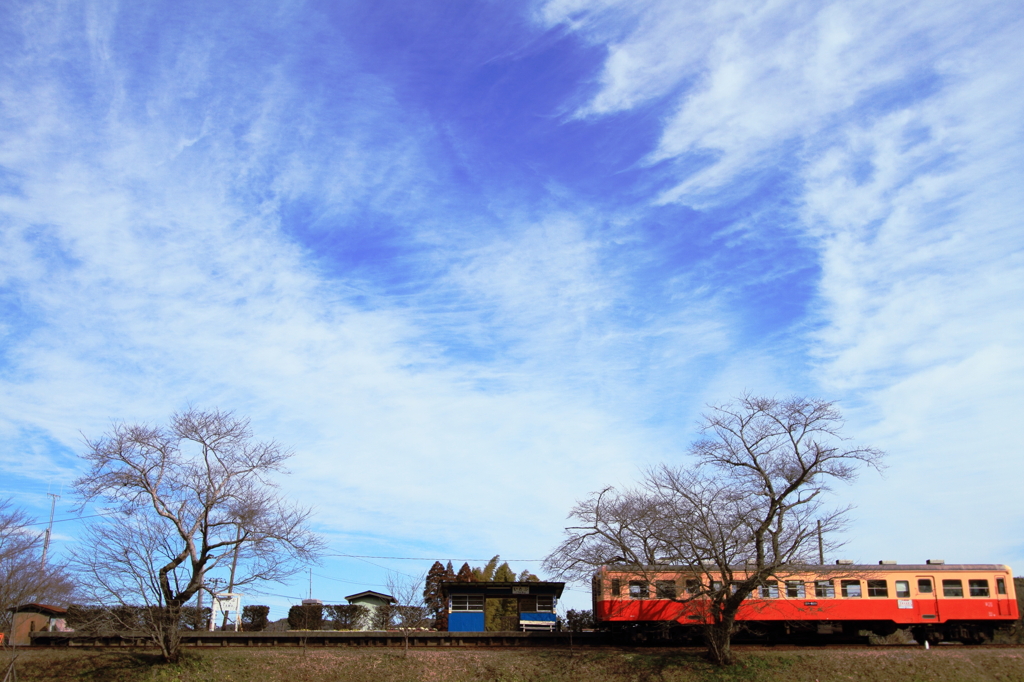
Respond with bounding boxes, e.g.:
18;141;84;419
440;581;564;597
8;603;67;615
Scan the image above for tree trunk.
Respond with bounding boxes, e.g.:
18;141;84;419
157;604;183;663
704;616;736;666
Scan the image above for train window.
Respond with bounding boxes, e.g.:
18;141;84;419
867;580;888;597
942;580;964;597
968;580;989;597
535;596;555;612
786;581;805;598
895;581;910;598
712;581;724;594
918;579;933;594
451;595;484;612
841;580;862;598
815;581;835;598
611;579;622;596
656;581;678;599
629;581;649;600
759;581;779;598
997;578;1007;595
685;579;701;595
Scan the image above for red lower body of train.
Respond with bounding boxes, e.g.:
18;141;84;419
592;563;1019;644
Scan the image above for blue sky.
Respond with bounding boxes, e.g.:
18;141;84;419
2;0;1022;617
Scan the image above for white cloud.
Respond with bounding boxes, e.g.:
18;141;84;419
0;2;739;576
544;0;1024;562
542;0;1011;201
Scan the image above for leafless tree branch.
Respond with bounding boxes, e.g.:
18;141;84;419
70;407;324;661
543;395;884;665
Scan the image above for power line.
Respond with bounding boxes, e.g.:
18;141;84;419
325;553;544;562
6;509;124;533
312;572;383;586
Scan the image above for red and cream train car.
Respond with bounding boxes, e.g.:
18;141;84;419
592;562;1018;643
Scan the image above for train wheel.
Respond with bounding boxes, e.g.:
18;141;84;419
962;627;992;645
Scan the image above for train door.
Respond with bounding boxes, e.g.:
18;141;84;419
914;575;940;623
995;575;1012;617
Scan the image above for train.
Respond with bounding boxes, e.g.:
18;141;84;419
591;561;1019;644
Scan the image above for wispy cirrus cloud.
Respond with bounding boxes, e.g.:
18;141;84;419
3;0;1022;614
0;1;737;596
542;0;1024;559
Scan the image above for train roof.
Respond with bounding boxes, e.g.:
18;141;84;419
598;563;1013;573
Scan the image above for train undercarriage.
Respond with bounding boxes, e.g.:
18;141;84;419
600;619;1012;646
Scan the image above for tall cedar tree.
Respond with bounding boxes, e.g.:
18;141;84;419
455;562;475;582
443;562;456;626
422;561;457;630
423;561;447;627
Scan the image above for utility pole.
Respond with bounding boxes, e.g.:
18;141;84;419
207;577;225;631
817;520;824;565
40;492;60;569
221;524;243;631
196;577;205;629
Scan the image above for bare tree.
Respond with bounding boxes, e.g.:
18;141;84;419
71;408;324;662
384;572;430;656
544;396;884;665
0;498;76;637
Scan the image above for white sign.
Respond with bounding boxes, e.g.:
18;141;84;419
213;593;242;615
897;599;913;609
512;586;529;595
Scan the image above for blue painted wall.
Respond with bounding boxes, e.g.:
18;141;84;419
519;612;557;623
448;612;485;632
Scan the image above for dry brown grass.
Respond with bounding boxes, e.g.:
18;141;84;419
4;646;1024;682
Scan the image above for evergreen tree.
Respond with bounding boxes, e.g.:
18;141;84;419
471;555;500;582
287;603;323;630
437;561;456;630
493;562;516;582
450;556;546;631
517;568;540;582
241;605;270;631
423;561;448;629
487;561;519;630
323;604;369;630
455;562;475;582
563;609;594;632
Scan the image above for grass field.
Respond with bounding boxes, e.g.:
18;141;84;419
3;647;1024;682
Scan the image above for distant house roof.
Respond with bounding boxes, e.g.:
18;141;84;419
345;590;396;604
9;603;67;616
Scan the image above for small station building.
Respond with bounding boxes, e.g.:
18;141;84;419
8;604;69;645
441;581;564;632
